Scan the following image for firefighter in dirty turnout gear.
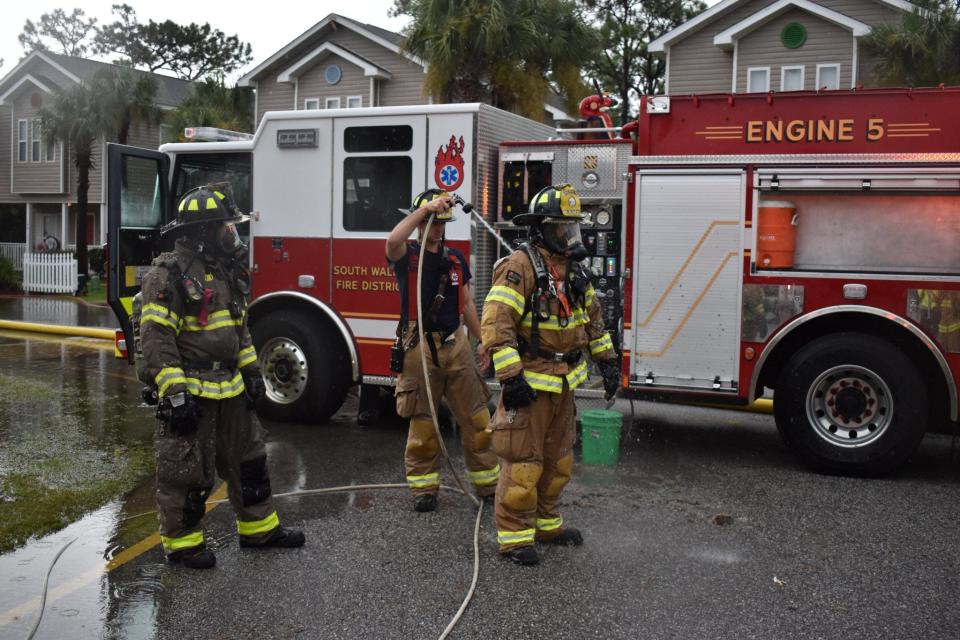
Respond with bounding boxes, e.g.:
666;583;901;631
386;189;500;512
481;184;620;566
139;185;305;569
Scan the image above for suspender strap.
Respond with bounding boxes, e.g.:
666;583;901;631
424;333;441;367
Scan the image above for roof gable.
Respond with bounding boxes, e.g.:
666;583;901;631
0;74;55;106
238;13;423;87
649;0;915;52
713;0;870;49
277;42;392;83
0;49;193;108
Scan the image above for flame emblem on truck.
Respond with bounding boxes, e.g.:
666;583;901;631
434;135;466;191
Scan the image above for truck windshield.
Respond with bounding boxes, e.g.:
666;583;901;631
172;153;252;213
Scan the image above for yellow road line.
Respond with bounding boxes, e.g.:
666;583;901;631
0;329;116;353
0;483;229;629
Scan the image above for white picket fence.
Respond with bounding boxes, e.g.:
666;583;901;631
0;242;26;270
22;252;78;294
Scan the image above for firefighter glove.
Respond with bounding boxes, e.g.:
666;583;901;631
158;392;201;435
501;374;537;410
597;360;620;401
243;372;267;407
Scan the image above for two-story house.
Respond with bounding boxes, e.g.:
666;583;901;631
238;13;574;129
650;0;914;95
0;50;191;268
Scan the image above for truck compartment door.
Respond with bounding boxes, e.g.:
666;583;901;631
630;172;744;391
106;144;171;363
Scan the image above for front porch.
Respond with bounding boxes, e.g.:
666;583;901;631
0;202;106;270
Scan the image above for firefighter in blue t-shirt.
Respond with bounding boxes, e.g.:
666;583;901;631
385;189;500;512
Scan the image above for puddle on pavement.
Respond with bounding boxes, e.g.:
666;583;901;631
0;332;162;639
0;496;163;640
0;296;117;329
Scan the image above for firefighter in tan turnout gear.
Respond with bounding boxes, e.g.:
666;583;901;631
481;184;620;566
139;185;305;569
386;189;500;512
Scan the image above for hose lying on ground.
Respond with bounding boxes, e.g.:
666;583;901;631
33;209;490;640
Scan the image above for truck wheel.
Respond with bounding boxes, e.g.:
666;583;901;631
774;332;928;476
252;310;351;424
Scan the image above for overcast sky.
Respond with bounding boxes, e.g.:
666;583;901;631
0;0;409;81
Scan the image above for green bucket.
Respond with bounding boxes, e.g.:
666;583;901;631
580;409;623;466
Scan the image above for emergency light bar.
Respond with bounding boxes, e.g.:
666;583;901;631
183;127;253;142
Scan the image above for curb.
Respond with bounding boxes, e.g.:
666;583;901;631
0;319;114;340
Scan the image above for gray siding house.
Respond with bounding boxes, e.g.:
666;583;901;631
650;0;914;94
0;50;191;263
238;13;574;127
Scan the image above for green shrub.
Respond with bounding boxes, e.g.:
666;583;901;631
0;255;20;293
87;246;106;277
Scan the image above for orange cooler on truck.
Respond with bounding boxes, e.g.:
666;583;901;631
757;201;797;269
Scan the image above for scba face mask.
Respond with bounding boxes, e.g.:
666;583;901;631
203;222;247;258
542;220;587;260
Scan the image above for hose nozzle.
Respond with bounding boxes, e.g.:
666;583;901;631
450;193;474;213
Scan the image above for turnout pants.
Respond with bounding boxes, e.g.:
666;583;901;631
395;328;499;497
491;380;576;551
155;394;279;554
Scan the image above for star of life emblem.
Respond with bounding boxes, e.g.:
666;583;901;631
434;135;466;191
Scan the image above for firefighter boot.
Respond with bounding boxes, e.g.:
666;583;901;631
167;547;217;570
542;527;583;547
240;526;306;549
505;546;539;566
414;494;438;512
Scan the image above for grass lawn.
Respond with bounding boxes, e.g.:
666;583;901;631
0;373;155;552
76;284;108;305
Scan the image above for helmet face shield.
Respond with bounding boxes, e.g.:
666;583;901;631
541;219;587;260
201;221;246;258
217;222;245;255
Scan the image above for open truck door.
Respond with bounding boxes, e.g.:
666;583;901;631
106;143;171;362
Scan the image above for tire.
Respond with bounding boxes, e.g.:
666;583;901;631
251;310;352;424
774;332;928;476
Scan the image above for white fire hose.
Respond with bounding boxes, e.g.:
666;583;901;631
26;206;495;640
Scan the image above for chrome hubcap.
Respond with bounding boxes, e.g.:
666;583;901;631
806;365;893;448
261;337;308;405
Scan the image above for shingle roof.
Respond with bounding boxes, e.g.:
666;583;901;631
351;19;404;46
43;52;194;107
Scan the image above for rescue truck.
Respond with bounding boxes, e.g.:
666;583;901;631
108;87;960;476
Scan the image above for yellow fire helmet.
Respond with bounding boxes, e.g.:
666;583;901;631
397;188;457;222
512;184;584;226
161;184;249;236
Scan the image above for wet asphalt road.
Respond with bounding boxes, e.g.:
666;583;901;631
0;299;959;639
138;401;960;640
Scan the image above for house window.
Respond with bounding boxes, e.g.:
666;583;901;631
781;66;805;91
31;120;42;163
45;136;56;163
747;67;770;93
817;64;841;90
325;97;341;109
346;96;362;109
304;98;320;110
17;120;27;162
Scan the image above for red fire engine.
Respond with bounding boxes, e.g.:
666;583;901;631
109;87;960;475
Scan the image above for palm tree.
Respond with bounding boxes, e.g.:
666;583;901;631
40;82;111;285
861;0;960;87
92;68;161;145
394;0;596;120
164;78;254;141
